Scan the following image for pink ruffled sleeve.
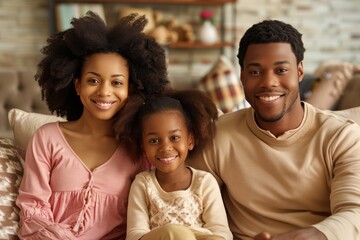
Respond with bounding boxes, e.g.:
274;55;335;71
16;127;77;240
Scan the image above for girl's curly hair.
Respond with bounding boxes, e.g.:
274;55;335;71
114;89;218;162
36;11;169;120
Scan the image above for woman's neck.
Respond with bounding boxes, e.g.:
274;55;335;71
75;114;114;137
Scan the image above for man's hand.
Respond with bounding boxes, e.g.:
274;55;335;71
254;232;271;240
253;227;327;240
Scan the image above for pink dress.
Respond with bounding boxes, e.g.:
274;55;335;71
16;122;144;240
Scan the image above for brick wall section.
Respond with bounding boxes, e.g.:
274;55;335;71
0;0;49;71
0;0;359;75
234;0;360;73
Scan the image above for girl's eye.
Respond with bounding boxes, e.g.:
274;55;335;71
148;138;159;144
170;135;180;141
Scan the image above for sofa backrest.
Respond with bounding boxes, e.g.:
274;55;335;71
0;71;50;138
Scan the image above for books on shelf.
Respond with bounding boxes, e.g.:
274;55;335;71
55;3;106;31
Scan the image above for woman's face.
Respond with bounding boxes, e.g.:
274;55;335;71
75;53;129;121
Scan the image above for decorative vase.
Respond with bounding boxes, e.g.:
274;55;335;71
198;20;218;44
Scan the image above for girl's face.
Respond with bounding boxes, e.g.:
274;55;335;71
75;53;129;121
141;110;194;174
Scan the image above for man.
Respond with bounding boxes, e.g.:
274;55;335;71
191;20;360;240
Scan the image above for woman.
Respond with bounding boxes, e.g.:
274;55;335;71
16;11;169;240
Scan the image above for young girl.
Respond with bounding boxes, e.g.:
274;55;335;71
16;12;169;239
117;89;232;240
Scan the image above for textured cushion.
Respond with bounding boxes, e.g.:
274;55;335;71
8;109;65;158
0;138;22;240
198;55;245;113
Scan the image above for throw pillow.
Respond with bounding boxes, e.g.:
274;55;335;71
7;109;65;158
0;138;23;240
198;55;245;113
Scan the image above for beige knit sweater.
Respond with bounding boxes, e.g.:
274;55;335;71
126;167;232;240
191;102;360;240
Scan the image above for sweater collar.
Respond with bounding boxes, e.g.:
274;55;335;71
246;102;314;145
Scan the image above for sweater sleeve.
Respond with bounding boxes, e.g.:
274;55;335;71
312;122;360;240
126;174;151;240
200;172;233;240
16;127;77;240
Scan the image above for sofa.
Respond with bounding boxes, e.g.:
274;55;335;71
299;61;360;110
1;69;360;239
0;71;50;140
0;70;63;239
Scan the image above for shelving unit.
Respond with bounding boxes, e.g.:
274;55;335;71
48;0;238;88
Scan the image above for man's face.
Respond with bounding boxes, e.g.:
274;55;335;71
241;43;304;128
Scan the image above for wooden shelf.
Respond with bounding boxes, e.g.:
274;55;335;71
49;0;238;84
54;0;236;5
49;0;237;48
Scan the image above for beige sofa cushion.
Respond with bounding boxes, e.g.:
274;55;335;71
8;109;65;158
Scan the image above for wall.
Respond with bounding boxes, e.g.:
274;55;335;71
0;0;49;71
0;0;359;81
234;0;360;73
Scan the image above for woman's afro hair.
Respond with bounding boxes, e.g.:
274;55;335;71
36;11;169;120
